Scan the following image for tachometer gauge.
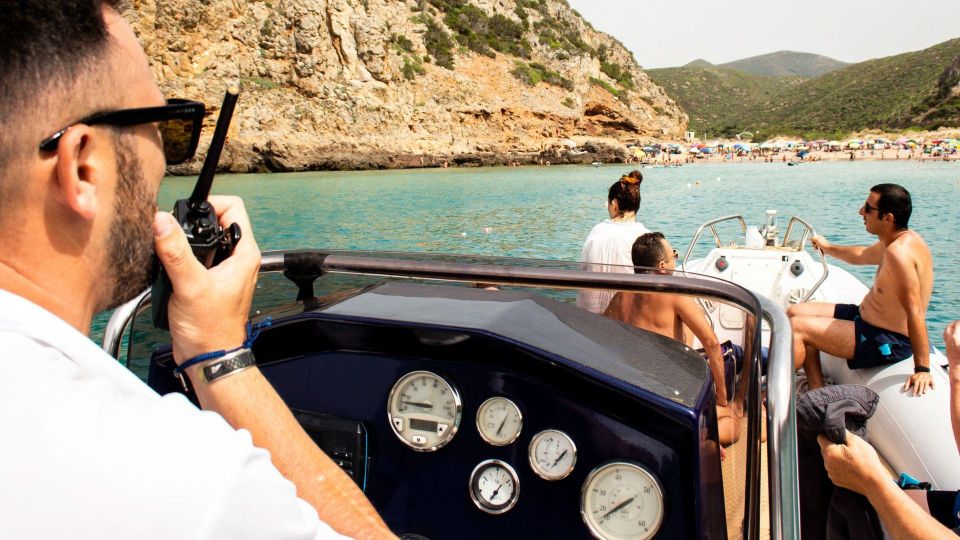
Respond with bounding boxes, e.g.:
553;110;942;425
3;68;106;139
581;461;664;540
528;429;576;480
469;459;520;514
476;397;523;446
387;370;462;451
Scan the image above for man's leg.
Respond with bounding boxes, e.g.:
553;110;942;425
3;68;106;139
791;314;856;389
787;303;838;387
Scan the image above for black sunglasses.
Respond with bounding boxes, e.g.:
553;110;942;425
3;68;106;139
39;99;205;165
863;202;880;214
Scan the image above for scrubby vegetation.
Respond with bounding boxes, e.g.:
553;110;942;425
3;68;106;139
419;16;455;69
427;0;531;59
511;61;573;89
402;55;426;80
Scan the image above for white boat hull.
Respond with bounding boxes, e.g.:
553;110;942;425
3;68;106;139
687;244;956;489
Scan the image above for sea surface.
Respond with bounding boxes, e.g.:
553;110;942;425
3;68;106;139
101;160;960;349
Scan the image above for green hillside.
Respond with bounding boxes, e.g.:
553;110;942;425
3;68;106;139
646;65;803;135
737;38;960;140
648;40;960;140
719;51;848;78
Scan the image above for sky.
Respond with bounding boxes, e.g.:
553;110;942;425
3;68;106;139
566;0;960;69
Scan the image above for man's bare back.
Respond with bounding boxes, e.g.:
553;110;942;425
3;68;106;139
604;292;686;342
859;230;932;335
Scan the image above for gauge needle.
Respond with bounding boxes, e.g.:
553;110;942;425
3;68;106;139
400;400;433;409
495;415;508;436
491;481;504;499
551;449;568;467
599;496;636;521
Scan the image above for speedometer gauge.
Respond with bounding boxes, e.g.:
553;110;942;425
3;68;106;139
581;461;664;540
476;397;522;446
387;370;462;451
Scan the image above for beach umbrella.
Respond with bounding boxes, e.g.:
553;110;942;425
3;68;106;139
688;147;701;154
642;146;655;152
895;137;908;145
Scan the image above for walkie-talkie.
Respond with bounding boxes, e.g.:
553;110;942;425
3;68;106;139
152;86;241;329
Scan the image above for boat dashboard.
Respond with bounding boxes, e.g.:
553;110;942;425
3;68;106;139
144;280;726;539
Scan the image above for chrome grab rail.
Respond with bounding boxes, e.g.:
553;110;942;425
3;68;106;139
782;216;830;302
681;214;748;270
102;249;800;540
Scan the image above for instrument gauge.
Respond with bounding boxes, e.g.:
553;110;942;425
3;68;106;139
528;429;577;480
387;370;462;451
469;459;520;514
476;397;523;446
581;461;664;540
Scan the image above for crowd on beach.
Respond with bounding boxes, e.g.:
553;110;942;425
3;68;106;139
625;137;960;165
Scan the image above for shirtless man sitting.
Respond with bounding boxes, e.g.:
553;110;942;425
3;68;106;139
788;183;934;395
605;232;743;445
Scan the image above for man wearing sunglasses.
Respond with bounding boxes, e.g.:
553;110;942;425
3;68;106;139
0;1;393;539
788;184;934;397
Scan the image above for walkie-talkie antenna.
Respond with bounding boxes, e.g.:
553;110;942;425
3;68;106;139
189;85;239;206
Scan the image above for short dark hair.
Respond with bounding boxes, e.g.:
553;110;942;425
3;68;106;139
608;170;643;214
631;232;667;272
870;183;911;229
0;0;123;179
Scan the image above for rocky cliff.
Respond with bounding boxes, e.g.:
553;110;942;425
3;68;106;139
128;0;687;172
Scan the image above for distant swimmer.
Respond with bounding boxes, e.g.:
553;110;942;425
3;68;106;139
788;184;934;395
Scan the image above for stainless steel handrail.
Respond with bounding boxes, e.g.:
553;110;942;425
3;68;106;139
681;214;748;269
759;295;799;540
101;289;150;364
102;249;800;540
782;216;830;302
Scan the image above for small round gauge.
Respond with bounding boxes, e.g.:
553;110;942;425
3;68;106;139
469;459;520;514
476;397;523;446
528;429;577;480
387;370;462;451
581;461;665;540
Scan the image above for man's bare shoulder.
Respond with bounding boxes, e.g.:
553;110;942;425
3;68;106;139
886;230;931;260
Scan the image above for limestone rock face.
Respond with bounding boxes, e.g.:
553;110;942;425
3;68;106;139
127;0;687;172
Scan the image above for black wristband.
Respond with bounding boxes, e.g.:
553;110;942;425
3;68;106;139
914;365;931;373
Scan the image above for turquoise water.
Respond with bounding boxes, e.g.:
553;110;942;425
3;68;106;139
150;161;960;347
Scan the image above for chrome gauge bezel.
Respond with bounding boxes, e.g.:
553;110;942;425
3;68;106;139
528;429;577;481
469;459;520;515
476;396;523;446
387;370;462;452
580;461;665;540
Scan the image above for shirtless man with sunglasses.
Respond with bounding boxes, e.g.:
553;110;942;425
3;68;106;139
0;1;393;538
788;184;934;396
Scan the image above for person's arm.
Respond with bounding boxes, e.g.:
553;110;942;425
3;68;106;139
676;297;727;406
945;321;960;454
819;432;955;540
886;245;933;396
812;235;883;265
153;196;395;540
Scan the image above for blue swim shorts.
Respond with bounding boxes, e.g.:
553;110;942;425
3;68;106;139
833;304;913;369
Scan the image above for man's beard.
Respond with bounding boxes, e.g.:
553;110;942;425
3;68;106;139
97;133;157;312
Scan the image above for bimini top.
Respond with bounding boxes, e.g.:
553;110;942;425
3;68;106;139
320;281;708;408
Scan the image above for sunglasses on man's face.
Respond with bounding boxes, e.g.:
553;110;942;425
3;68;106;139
39;99;205;165
862;202;880;214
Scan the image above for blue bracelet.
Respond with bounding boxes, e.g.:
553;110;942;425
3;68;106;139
173;318;272;377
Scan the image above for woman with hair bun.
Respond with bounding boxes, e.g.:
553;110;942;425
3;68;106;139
576;170;650;313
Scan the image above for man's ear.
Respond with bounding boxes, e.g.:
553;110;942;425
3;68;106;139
53;125;112;221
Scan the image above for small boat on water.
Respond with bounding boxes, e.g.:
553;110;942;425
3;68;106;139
102;209;949;539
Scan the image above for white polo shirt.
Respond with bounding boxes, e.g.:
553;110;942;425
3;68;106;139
0;289;350;539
